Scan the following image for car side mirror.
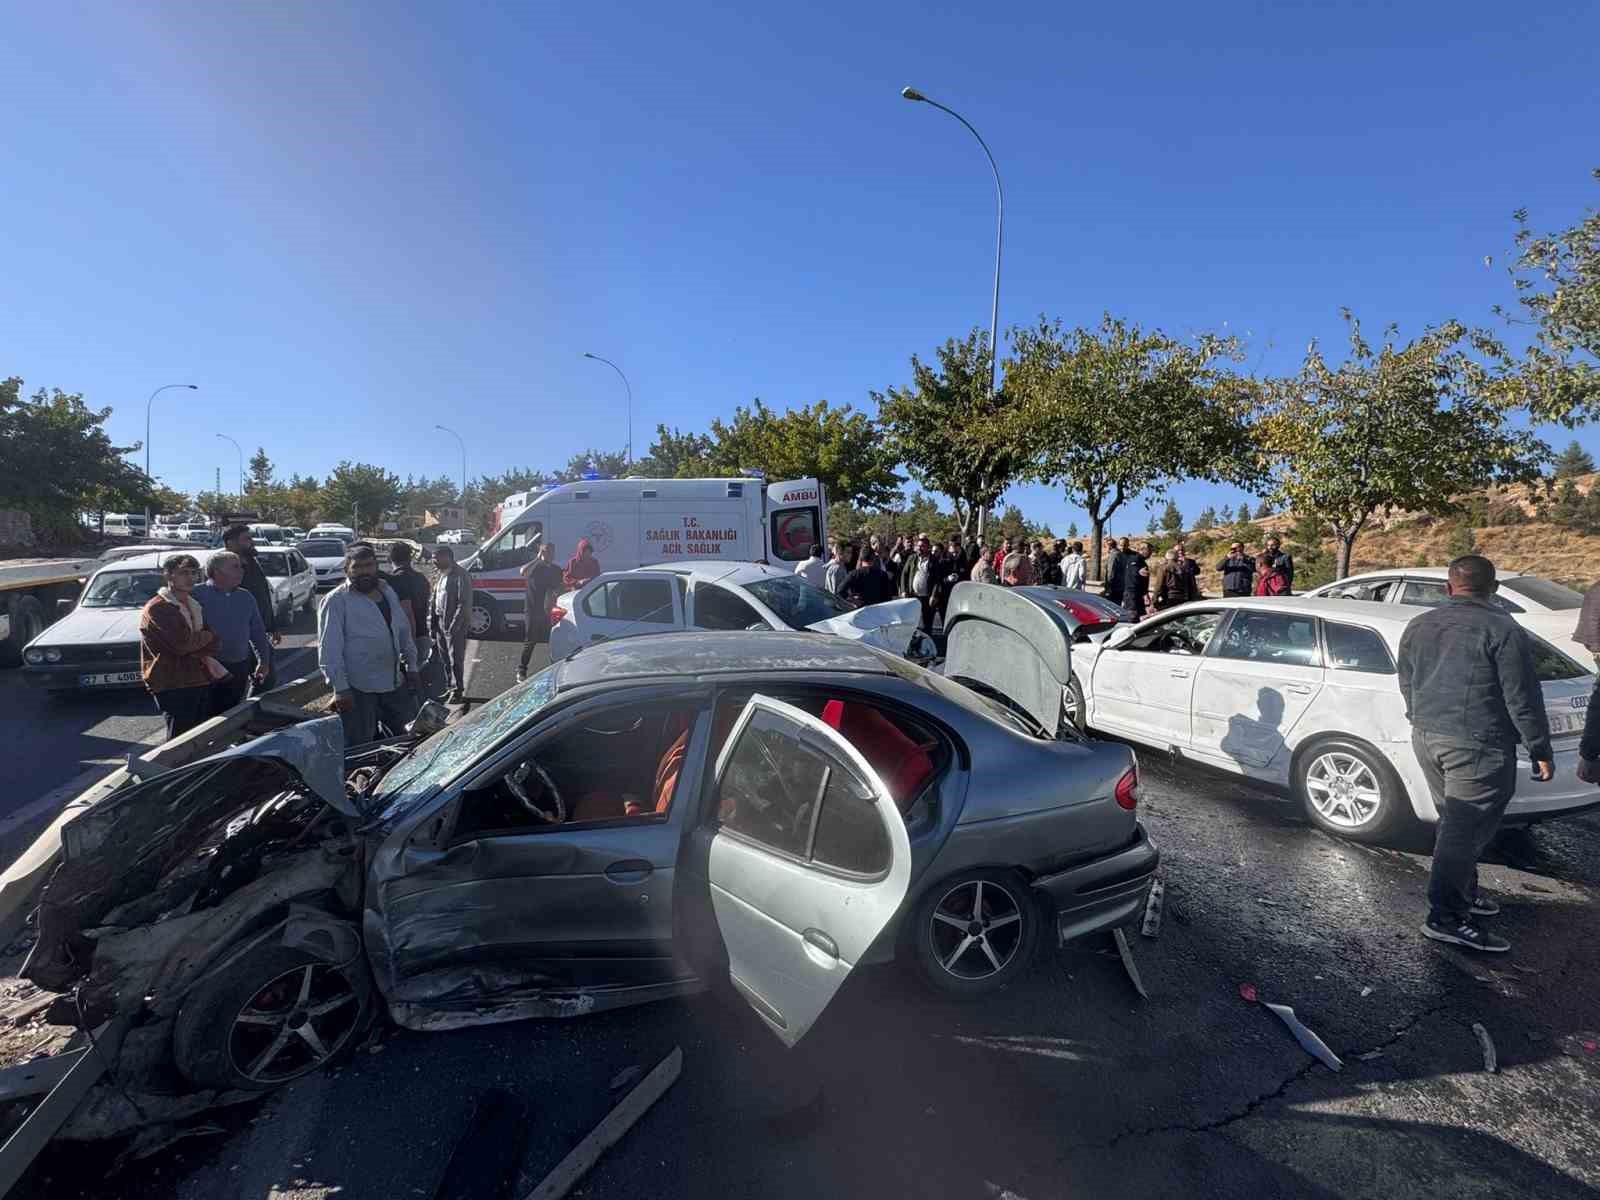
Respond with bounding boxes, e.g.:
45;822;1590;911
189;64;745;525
746;621;774;632
57;598;75;618
1104;624;1136;650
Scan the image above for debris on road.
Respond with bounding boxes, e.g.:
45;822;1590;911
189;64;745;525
1238;983;1259;1004
524;1046;683;1200
1360;986;1374;998
1262;1003;1344;1072
1356;1049;1385;1062
1140;880;1164;939
1112;928;1148;1000
1472;1023;1498;1074
608;1064;643;1093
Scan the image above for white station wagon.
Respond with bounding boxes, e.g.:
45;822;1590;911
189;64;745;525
1066;597;1597;842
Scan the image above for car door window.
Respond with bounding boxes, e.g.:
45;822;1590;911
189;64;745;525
1322;621;1395;674
1126;611;1224;655
582;579;674;623
1399;579;1449;607
715;703;889;876
694;583;764;631
1215;611;1321;666
1323;578;1394;602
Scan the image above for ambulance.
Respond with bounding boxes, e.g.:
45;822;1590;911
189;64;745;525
461;475;827;637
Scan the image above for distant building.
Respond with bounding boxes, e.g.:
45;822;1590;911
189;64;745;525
424;505;466;528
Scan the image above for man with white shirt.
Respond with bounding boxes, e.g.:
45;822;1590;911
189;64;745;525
318;544;420;743
793;543;828;588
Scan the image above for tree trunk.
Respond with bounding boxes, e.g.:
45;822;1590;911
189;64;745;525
1335;528;1359;580
1089;516;1106;584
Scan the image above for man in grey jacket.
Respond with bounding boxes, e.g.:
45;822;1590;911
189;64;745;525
430;545;471;703
1397;555;1552;953
318;544;420;744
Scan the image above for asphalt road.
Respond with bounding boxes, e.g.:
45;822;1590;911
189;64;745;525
18;633;1600;1199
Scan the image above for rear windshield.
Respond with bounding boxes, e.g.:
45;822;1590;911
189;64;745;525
745;575;853;628
1529;635;1588;682
254;552;290;576
1501;577;1585;611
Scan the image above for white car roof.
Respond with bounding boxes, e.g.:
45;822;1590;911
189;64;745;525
91;550;200;572
1315;566;1529;585
630;562;793;587
1163;596;1432;641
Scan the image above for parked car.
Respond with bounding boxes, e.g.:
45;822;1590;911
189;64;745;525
95;542;193;565
1065;596;1598;842
22;587;1154;1126
297;538;350;590
548;563;931;663
284;527;307;543
1008;585;1136;638
21;552;171;691
437;528;476;546
1304;568;1590;665
247;523;290;547
249;546;317;621
308;524;357;545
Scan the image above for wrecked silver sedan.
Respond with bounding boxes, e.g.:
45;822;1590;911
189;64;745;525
22;585;1156;1132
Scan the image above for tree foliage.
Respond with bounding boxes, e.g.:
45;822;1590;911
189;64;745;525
1005;314;1257;577
1257;312;1549;579
695;399;901;509
1552;439;1595;479
1160;500;1185;535
247;447;274;492
634;426;716;479
321;462;404;531
874;329;1022;535
1496;167;1600;424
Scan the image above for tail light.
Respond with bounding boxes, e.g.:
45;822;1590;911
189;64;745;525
1114;763;1141;811
549;605;567;624
1055;597;1108;625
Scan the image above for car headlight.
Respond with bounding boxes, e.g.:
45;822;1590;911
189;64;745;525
44;648;62;663
24;649;44;665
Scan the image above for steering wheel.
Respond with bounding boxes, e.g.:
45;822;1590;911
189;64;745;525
505;760;565;823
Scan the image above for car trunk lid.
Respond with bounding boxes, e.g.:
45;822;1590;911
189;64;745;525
941;582;1074;736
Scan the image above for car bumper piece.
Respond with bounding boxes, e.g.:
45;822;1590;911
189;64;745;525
1033;822;1159;946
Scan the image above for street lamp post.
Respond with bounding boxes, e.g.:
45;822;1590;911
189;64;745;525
215;433;243;500
901;85;1004;537
144;383;199;528
582;353;634;467
435;424;466;502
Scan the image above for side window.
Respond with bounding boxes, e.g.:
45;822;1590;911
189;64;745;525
715;702;890;876
1323;621;1395;674
582;579;673;623
1215;612;1321;666
1127;611;1224;655
1399;579;1449;608
694;584;764;631
1325;578;1393;602
770;507;820;563
485;521;543;571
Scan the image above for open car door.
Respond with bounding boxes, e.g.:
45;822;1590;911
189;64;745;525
942;582;1075;736
679;695;910;1047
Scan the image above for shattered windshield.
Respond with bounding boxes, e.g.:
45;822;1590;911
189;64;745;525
370;667;560;821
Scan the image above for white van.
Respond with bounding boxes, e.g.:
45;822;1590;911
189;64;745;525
308;524;356;544
248;523;290;546
463;476;826;637
101;514;148;538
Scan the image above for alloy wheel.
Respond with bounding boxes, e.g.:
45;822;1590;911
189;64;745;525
468;603;493;638
227;963;362;1084
1304;751;1383;829
928;878;1025;981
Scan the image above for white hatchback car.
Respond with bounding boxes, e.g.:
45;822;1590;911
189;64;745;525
1067;597;1597;842
549;563;927;663
246;546;317;622
297;538;350;590
1305;568;1589;666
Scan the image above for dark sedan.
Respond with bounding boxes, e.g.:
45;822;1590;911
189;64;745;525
25;587;1155;1129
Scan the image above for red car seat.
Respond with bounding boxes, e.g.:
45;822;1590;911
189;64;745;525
820;699;936;813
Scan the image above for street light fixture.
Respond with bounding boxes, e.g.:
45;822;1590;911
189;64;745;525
215;433;243;499
901;85;1004;536
144;383;198;527
582;352;634;467
435;424;467;502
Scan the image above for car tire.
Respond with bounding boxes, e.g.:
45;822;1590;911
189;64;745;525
0;595;46;668
1293;737;1409;843
1065;675;1087;732
908;868;1041;997
173;941;374;1092
468;592;501;639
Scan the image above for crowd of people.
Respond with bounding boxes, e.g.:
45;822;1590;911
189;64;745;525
795;529;1300;627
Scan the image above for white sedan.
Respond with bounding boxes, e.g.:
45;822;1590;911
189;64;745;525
248;547;317;622
549;563;928;663
297;538;350;590
1066;596;1597;842
1305;567;1590;666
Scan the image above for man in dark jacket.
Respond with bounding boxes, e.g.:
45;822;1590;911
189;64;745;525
1120;541;1152;617
1397;555;1552;953
517;541;567;683
1216;541;1256;597
429;546;471;703
1107;538;1130;607
1263;536;1294;594
1573;578;1600;670
222;523;281;689
843;546;894;608
899;534;940;630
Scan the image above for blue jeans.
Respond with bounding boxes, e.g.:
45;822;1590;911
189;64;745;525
1413;731;1518;925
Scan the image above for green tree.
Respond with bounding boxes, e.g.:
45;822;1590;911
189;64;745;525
1447;522;1477;557
1552;439;1596;479
702;399;901;509
192;490;242;518
1257;312;1548;579
0;378;157;540
1496;167;1600;424
320;462;404;532
1146;511;1160;536
1005;314;1257;579
634;426;715;478
1550;477;1588;527
995;505;1029;546
557;449;630;482
1235;501;1253;523
1217;503;1234;526
1194;505;1216;530
247;447;275;492
875;329;1023;537
1159;500;1184;535
1067;520;1080;538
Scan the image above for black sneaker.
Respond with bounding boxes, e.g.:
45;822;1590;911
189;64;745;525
1470;896;1501;917
1422;919;1509;953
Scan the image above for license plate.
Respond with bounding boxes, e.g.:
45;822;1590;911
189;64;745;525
79;671;142;687
1548;710;1587;736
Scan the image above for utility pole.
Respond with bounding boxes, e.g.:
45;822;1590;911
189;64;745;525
216;466;221;498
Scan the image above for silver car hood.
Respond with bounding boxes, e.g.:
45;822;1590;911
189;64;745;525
807;597;922;647
206;716;353;815
942;583;1074;735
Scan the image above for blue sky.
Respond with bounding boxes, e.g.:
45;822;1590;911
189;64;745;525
6;1;1598;534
